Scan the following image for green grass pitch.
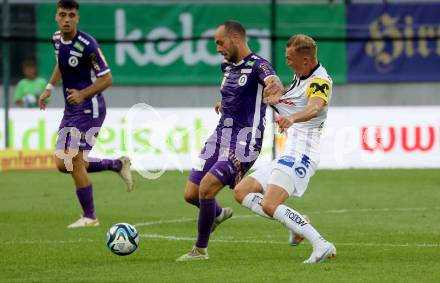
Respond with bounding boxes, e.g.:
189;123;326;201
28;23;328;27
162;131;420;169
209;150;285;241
1;169;440;282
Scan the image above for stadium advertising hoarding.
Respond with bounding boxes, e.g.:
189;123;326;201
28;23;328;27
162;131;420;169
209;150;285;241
35;3;440;84
347;3;440;82
1;107;439;171
36;3;346;84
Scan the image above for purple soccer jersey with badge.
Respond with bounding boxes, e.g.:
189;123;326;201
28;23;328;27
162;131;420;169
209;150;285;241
189;53;276;188
52;30;109;120
53;30;110;151
218;53;275;152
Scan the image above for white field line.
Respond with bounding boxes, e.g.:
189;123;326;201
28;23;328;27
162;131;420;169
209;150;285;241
134;206;440;227
134;215;255;227
5;206;439;247
5;234;440;249
140;233;440;248
4;238;94;245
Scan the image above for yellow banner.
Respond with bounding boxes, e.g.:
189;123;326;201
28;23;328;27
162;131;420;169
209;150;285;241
0;150;56;171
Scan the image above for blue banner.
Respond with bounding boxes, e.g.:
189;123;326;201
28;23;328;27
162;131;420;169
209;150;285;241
348;4;440;82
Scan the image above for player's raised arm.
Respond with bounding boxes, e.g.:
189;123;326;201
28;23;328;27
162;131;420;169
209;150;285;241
263;76;284;105
39;64;61;110
276;78;330;130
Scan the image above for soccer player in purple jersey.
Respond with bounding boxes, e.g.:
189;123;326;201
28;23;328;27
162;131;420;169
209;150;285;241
176;20;283;261
38;0;133;228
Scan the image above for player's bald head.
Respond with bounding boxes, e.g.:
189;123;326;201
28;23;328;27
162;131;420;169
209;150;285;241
219;20;246;39
286;34;317;60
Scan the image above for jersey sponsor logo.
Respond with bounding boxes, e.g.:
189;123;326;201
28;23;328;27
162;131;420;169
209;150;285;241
279;99;296;106
310;82;329;95
74;41;85;52
245;60;255;67
70;50;83;57
277;155;295;168
307;77;330;105
68;56;79;67
241;68;252;74
238;74;248;86
308;77;330;96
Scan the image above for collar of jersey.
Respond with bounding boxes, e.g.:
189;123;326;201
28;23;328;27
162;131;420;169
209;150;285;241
60;31;79;45
230;52;254;67
299;62;321;80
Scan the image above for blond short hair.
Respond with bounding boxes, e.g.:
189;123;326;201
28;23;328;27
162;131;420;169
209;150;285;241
286;34;317;60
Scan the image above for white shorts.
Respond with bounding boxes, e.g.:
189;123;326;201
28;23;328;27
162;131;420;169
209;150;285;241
249;154;317;197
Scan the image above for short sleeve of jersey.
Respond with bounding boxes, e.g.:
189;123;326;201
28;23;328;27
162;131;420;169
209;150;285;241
306;77;331;105
14;80;24;100
84;39;110;77
52;32;60;63
255;60;276;84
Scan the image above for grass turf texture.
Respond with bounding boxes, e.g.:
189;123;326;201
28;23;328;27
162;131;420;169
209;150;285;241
1;170;440;282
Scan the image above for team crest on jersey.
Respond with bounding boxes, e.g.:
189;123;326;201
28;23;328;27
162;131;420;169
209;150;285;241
68;56;79;67
238;74;248;86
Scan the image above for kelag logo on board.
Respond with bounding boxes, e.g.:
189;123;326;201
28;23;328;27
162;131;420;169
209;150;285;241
348;3;440;82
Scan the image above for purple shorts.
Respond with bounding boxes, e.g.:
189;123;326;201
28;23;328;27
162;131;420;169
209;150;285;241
189;138;259;189
56;115;105;151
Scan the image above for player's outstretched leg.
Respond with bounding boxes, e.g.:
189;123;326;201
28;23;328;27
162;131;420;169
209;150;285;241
117;156;134;192
270;204;336;263
184;181;233;233
177;173;224;261
211;207;233;232
87;156;134;192
234;176;272;219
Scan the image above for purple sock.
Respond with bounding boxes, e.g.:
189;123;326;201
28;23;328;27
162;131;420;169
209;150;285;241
76;185;96;219
196;199;216;248
87;159;122;173
190;199;223;217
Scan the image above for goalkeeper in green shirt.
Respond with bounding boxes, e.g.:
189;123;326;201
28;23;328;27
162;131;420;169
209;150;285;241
15;60;47;108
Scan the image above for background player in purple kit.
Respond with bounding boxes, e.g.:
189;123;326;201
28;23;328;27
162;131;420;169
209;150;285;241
177;20;284;261
38;0;133;228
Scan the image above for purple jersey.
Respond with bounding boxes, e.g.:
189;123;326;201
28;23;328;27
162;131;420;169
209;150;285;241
217;53;276;153
189;53;277;188
52;30;109;118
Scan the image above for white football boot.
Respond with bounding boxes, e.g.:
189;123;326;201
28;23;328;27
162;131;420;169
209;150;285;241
211;207;233;232
176;246;209;262
303;238;336;264
67;216;99;228
118;156;134;192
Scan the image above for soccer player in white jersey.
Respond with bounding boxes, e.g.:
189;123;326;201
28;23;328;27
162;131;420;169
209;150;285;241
234;34;336;263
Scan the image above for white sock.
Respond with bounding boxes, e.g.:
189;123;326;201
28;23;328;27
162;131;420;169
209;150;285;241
273;204;322;247
241;193;272;219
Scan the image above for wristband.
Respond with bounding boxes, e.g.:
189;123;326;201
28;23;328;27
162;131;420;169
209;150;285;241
46;83;54;90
